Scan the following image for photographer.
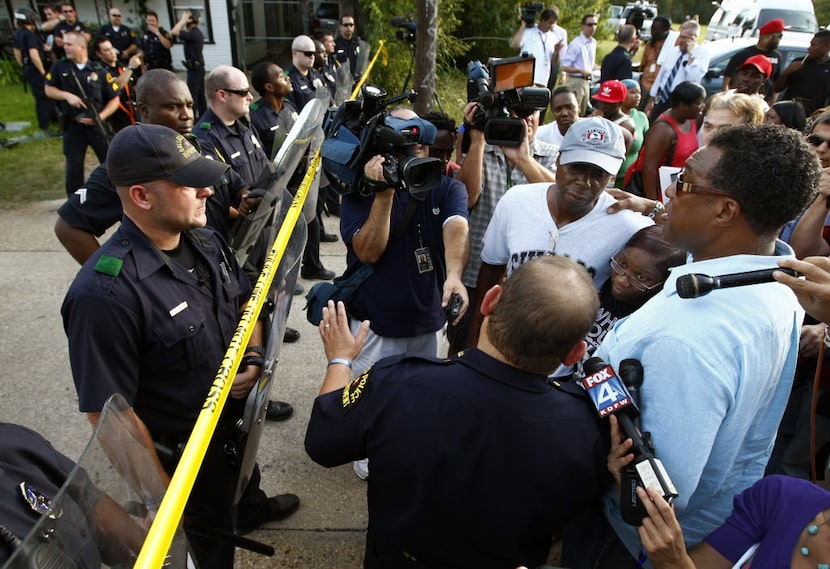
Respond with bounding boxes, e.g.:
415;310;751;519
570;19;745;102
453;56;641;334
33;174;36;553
339;108;469;480
510;6;559;90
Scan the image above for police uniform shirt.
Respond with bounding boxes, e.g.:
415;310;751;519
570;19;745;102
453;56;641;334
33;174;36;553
334;35;360;78
13;27;44;68
138;27;174;70
61;217;251;436
97;24;138;59
46;59;118;122
194;107;269;187
286;65;324;111
249;98;298;159
0;423;100;566
179;26;204;65
305;350;611;569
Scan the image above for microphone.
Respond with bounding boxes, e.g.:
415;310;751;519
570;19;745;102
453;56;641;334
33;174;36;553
676;267;798;299
619;359;644;431
582;357;677;525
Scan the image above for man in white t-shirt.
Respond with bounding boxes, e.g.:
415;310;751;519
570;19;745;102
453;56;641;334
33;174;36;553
467;116;652;346
536;85;580;147
510;8;558;88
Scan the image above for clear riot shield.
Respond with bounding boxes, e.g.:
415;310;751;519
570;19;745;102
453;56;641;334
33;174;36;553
3;394;195;569
334;61;354;106
230;98;326;268
356;40;371;81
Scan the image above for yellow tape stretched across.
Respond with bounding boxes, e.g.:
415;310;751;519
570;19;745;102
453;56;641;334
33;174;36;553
134;43;385;568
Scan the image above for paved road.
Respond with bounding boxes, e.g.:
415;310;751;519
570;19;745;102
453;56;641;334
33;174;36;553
0;199;368;567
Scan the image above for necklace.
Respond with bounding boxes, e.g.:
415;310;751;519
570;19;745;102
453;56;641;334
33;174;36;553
800;511;830;569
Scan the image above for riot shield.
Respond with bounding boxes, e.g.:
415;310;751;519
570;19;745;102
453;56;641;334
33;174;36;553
3;394;194;569
233;187;307;505
334;62;354;106
356;39;371;81
230;98;325;268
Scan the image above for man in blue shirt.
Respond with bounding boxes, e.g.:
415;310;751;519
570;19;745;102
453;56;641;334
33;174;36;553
564;123;822;568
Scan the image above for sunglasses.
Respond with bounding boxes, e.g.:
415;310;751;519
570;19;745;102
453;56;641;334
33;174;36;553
807;134;830;147
675;172;731;197
62;8;75;13
301;50;315;57
583;22;598;26
111;13;121;16
341;22;354;27
221;87;250;97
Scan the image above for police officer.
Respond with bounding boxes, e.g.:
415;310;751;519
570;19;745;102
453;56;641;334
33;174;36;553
62;124;300;569
249;61;298;159
171;9;206;118
12;7;56;132
334;14;362;81
45;31;120;198
138;11;174;71
51;2;91;60
306;256;611;569
286;35;328;111
92;36;141;132
96;6;138;64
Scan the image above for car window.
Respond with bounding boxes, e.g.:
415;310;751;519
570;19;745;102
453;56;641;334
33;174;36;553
759;9;818;33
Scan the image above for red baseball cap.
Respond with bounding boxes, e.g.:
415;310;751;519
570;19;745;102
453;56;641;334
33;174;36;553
592;80;628;104
759;18;785;35
739;54;773;78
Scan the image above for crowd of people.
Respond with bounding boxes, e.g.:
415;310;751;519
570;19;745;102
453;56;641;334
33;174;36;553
7;4;830;569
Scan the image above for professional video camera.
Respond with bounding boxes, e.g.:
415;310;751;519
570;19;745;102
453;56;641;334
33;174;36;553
321;84;443;197
466;53;551;147
521;2;545;25
390;15;416;43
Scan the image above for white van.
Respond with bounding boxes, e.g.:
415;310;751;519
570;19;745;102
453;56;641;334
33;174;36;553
704;0;818;41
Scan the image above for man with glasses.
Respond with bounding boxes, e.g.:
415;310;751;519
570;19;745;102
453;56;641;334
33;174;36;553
466;117;652;347
647;20;709;121
335;14;361;80
286;34;327;111
564;123;821;568
560;13;599;116
52;3;91;60
96;6;138;64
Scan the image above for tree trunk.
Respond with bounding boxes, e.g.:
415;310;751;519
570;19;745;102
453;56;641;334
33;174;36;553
412;0;437;115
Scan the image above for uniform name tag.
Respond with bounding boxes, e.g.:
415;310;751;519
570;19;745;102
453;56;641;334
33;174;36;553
169;301;188;317
230;151;241;159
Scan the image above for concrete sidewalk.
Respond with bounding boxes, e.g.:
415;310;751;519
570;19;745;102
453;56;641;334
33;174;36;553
0;200;367;567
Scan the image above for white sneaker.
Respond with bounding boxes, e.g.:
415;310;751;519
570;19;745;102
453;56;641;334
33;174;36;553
353;458;369;480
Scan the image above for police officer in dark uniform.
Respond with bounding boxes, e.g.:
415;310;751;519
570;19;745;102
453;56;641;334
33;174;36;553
45;31;120;198
306;256;611;569
96;6;138;64
250;61;298;159
12;7;56;132
52;2;91;60
92;36;142;132
138;11;174;71
334;14;361;81
62;124;299;569
171;9;207;118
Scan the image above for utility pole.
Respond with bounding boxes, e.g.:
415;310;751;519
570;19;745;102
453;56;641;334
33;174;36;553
413;0;437;115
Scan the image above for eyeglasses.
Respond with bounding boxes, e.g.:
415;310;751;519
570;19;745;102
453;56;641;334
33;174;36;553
62;8;75;13
610;254;663;292
220;87;250;97
675;172;731;197
301;50;315;57
341;22;354;27
562;162;611;183
807;134;830;147
583;22;598;26
110;13;121;16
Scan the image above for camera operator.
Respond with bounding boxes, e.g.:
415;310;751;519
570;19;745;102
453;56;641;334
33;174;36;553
447;100;557;354
340;108;469;480
510;6;559;90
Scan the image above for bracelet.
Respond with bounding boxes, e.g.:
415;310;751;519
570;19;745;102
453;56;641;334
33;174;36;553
328;358;352;369
647;201;664;219
245;345;265;356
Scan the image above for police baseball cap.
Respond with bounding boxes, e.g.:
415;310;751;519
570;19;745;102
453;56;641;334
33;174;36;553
107;124;229;188
559;117;625;176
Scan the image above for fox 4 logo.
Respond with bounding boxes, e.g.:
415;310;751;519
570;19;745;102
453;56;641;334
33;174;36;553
581;365;633;417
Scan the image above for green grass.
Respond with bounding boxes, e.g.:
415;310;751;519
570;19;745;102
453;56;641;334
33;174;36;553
0;82;85;206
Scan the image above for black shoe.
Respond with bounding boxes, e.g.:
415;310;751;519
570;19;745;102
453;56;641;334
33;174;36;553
294;283;305;295
320;231;339;243
237;494;300;534
265;400;294;422
301;267;336;280
283;327;300;343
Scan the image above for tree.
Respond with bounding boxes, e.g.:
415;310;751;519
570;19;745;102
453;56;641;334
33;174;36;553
413;0;438;114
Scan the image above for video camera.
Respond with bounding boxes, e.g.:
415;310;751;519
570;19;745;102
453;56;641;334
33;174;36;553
521;2;545;26
321;84;443;197
390;15;416;43
466;53;551;147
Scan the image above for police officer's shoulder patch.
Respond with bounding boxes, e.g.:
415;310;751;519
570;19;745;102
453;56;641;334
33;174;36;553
94;255;123;276
199;121;212;130
249;101;260;111
342;366;372;413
